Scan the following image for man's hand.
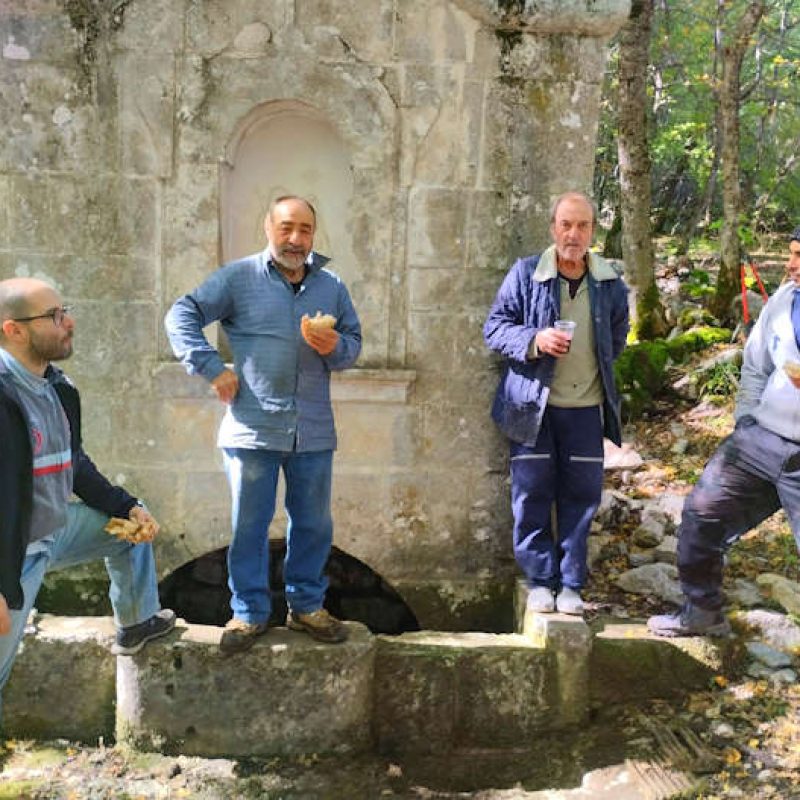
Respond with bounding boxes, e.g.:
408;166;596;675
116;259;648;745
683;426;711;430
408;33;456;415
211;369;240;404
534;328;572;357
0;593;10;636
129;505;160;543
301;317;339;356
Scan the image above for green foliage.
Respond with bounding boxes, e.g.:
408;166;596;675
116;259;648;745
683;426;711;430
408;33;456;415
615;326;731;418
595;1;800;242
698;359;740;401
614;340;671;417
683;269;714;299
665;326;730;361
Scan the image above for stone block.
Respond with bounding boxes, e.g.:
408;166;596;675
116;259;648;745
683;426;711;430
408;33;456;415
112;1;183;52
0;1;77;62
334;404;415;468
466;189;512;272
0;62;109;173
64;301;158;390
399;69;484;187
394;0;481;64
7;172;49;249
590;621;735;706
4;615;116;742
116;621;375;757
420;401;497;466
409;265;503;313
110;399;224;469
185;0;291;56
523;610;592;726
295;0;393;63
48;174;158;258
0;175;8;246
407;187;468;268
373;631;558;754
151;363;218;400
118;54;175;177
407;311;457;370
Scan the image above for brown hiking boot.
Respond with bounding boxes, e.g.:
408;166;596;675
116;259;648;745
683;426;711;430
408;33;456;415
287;608;348;644
219;618;269;655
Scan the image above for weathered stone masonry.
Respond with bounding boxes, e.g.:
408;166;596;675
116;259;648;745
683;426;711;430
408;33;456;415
0;0;630;628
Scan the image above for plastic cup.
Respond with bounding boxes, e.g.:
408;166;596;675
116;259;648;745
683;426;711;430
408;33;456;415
554;319;576;351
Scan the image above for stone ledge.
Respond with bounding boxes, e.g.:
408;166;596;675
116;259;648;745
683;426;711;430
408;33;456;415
590;620;735;706
151;362;416;404
116;621;375;757
4;615;117;741
452;0;631;37
3;613;741;756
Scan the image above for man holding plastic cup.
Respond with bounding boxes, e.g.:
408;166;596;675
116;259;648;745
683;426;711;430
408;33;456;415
484;192;629;615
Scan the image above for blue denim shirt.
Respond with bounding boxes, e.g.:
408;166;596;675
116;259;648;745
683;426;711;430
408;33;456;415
165;249;361;452
484;250;629;447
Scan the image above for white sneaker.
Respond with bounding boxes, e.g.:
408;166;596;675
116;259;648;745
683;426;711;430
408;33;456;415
527;586;555;613
556;587;584;615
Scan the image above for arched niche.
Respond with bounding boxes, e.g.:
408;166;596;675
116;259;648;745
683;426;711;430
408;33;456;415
220;99;357;281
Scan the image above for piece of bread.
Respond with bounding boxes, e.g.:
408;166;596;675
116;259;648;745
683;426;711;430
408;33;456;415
304;311;336;330
105;517;146;543
785;361;800;380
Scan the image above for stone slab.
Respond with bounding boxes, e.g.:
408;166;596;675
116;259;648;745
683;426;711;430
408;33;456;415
116;621;375;757
373;631;560;754
590;621;735;706
4;615;117;741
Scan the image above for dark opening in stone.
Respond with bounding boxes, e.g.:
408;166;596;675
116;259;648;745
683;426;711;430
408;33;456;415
158;541;420;635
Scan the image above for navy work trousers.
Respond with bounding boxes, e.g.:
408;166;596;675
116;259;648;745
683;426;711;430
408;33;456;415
510;405;604;590
678;417;800;610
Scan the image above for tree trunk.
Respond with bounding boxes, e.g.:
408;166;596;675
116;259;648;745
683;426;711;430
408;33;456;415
712;0;766;322
616;0;667;338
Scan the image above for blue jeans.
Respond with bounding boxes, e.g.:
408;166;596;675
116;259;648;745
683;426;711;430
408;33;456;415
0;501;161;719
678;417;800;610
222;448;334;624
510;405;604;591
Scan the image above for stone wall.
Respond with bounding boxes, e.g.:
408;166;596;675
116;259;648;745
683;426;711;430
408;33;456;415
0;0;630;628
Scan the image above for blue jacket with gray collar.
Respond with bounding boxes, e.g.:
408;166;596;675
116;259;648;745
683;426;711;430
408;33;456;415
484;249;629;447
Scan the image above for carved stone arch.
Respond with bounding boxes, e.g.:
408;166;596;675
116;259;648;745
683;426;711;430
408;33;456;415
219;99;355;269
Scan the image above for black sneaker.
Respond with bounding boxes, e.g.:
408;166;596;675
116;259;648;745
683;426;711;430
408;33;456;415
647;603;731;638
113;609;177;655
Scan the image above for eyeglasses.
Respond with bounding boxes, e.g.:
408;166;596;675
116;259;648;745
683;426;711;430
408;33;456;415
13;305;73;327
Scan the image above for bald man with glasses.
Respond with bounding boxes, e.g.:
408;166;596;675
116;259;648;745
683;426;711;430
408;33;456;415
0;277;175;722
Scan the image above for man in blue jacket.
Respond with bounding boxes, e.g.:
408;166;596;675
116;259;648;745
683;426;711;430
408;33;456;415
0;277;175;718
484;192;629;615
649;226;800;637
165;195;361;653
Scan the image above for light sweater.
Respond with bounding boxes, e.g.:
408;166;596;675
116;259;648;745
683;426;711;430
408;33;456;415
736;281;800;442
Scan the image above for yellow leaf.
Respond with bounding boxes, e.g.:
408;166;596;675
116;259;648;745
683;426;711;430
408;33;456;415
714;675;728;688
749;738;759;748
724;747;741;764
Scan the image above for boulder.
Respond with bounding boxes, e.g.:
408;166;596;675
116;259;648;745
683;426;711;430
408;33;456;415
731;609;800;652
745;641;794;669
756;574;800;616
615;563;683;606
654;535;678;565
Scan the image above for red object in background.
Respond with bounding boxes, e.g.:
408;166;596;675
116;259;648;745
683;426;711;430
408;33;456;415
740;260;769;324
